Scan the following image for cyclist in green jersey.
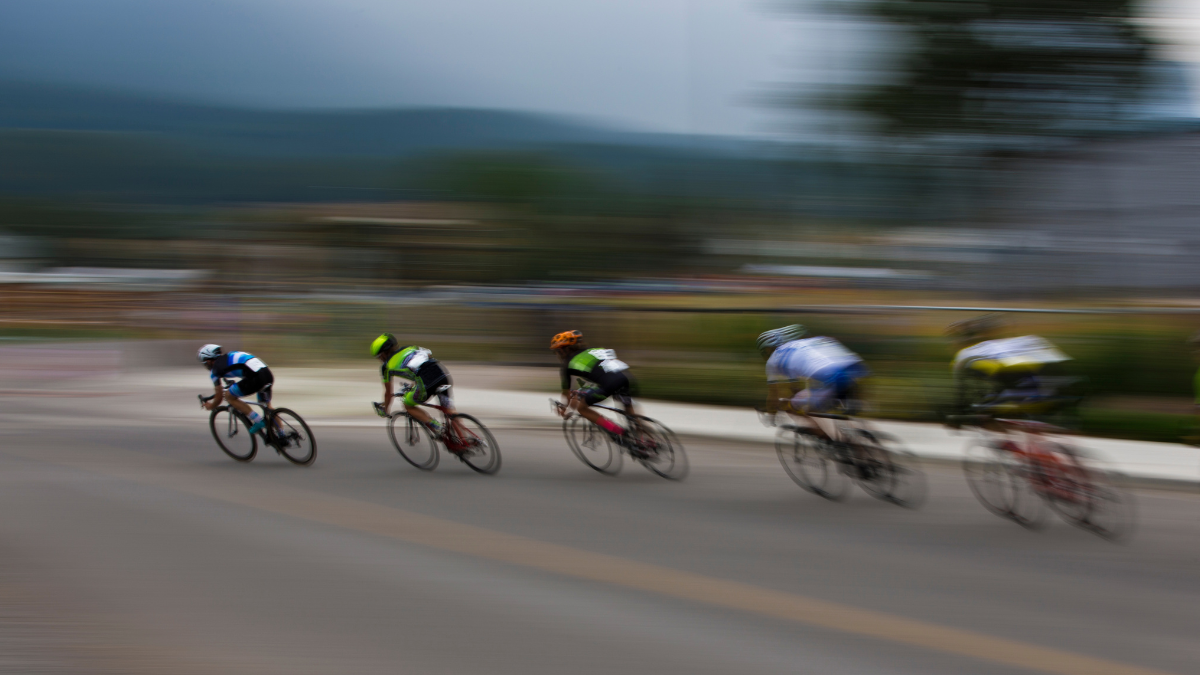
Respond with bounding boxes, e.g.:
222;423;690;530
371;333;454;438
551;330;637;440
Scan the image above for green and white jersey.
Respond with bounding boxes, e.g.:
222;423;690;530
381;346;435;383
561;348;629;390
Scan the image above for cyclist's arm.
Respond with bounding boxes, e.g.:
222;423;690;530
204;382;224;411
764;381;787;414
559;367;575;408
382;378;394;414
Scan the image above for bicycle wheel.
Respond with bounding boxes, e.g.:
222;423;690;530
1077;470;1135;542
272;408;316;466
209;406;257;462
564;414;620;474
633;416;688;481
963;437;1045;529
388;412;439;471
449;413;501;475
1043;444;1135;541
776;426;849;500
850;429;927;509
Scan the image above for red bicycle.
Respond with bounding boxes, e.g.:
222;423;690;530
953;414;1133;540
374;390;500;475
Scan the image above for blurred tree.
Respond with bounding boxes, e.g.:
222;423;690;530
815;0;1158;140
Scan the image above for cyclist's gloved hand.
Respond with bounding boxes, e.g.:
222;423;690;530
373;402;387;417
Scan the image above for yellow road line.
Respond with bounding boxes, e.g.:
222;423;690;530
16;447;1178;675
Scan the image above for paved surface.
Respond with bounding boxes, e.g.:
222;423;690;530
3;372;1200;675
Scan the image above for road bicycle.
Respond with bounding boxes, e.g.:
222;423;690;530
551;398;688;480
761;407;926;508
199;387;316;466
951;412;1134;540
375;388;500;475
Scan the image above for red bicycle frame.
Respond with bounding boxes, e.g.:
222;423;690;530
991;419;1089;504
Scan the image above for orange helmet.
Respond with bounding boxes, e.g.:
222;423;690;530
550;330;583;350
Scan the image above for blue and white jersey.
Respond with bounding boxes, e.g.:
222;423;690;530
766;337;863;384
209;351;268;385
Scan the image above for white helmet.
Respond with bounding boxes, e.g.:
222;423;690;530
197;344;223;362
756;324;806;356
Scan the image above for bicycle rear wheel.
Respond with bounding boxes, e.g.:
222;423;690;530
209;406;257;462
449;413;501;475
388;412;439;470
273;408;316;466
1043;444;1135;541
633;416;688;481
564;415;620;474
776;426;849;500
850;429;927;509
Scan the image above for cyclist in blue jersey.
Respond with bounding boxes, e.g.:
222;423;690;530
756;324;869;425
198;344;278;437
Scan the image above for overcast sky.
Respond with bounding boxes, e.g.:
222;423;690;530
0;0;1194;137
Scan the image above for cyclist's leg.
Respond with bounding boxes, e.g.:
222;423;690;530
253;378;285;437
401;376;434;426
786;386;835;440
227;374;268;429
572;385;625;435
433;366;455;414
225;394;255;419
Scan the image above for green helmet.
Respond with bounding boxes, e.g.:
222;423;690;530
371;333;398;357
756;324;806;357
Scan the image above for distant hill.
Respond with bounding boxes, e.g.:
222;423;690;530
0;80;745;159
0;80;766;203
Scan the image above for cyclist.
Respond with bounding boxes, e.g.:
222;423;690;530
756;325;869;436
947;314;1072;416
551;330;637;441
371;333;453;438
198;344;280;439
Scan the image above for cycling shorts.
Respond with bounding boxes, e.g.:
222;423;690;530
576;371;635;408
402;362;452;409
791;363;866;414
228;369;273;403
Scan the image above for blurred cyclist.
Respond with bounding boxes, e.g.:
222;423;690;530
757;325;869;436
947;314;1072;416
551;330;637;441
371;333;454;438
198;344;280;439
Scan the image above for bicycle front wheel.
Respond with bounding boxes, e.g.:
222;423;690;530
273;408;316;466
564;415;620;474
388;413;439;471
633;416;688;481
963;437;1045;529
450;413;501;475
776;426;849;500
209;406;257;462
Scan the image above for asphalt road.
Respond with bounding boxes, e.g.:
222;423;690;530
3;399;1200;675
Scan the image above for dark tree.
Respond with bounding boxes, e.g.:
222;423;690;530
816;0;1159;140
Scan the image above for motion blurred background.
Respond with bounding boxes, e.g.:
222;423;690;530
4;0;1200;441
